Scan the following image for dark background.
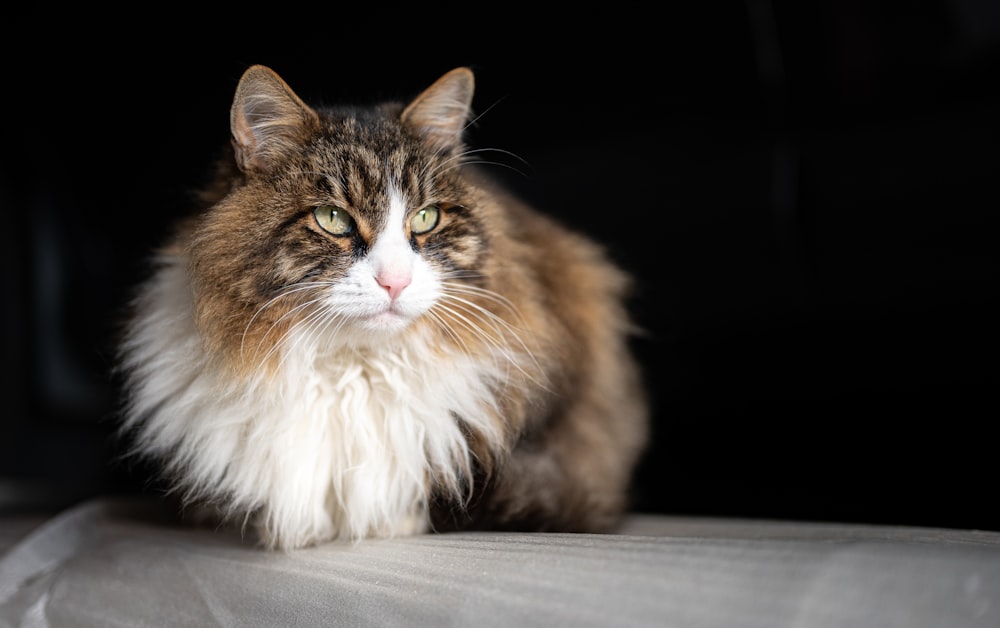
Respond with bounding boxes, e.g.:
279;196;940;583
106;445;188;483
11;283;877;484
2;2;998;531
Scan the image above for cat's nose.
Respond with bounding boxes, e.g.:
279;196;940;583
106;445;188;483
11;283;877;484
376;271;412;301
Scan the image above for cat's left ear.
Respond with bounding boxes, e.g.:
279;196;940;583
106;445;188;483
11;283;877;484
401;67;475;153
230;65;320;173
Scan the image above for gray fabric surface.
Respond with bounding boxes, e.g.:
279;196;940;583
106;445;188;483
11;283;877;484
1;498;998;627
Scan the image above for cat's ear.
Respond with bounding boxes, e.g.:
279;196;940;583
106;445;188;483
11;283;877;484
401;67;475;152
230;65;320;173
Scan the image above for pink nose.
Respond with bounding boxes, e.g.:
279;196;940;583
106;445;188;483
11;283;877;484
377;272;412;300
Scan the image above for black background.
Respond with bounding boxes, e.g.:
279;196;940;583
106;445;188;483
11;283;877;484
2;2;998;531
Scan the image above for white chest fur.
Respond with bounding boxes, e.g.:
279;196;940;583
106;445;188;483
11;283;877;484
121;256;504;549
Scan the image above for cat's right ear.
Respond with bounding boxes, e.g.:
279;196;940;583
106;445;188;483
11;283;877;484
401;67;475;153
230;65;320;173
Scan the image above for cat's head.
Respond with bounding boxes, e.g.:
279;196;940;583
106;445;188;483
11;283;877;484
186;65;509;368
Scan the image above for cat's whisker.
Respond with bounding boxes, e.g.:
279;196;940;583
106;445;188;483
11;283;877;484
419;150;468;181
241;282;328;358
425;309;475;359
421;148;528;182
306;302;356;355
438;295;515;343
249;295;324;364
430;303;511;378
270;310;326;375
280;297;354;362
462;97;504;133
252;294;334;373
423;147;531;181
276;294;362;375
439;281;526;327
244;279;347;365
439;287;535;350
453;160;529;179
437;291;550;391
432;302;505;348
432;301;546;390
265;305;341;378
467;147;532;169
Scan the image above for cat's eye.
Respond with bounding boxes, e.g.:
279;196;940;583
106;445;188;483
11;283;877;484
313;205;355;236
410;205;441;235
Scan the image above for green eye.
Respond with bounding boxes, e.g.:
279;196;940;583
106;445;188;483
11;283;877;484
313;205;355;236
410;205;441;235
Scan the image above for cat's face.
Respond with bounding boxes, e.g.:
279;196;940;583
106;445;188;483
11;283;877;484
206;138;481;340
315;187;444;334
188;66;499;363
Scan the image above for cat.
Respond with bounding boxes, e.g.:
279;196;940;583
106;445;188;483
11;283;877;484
116;64;649;550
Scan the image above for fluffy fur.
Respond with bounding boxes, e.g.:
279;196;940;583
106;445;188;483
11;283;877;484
117;65;648;550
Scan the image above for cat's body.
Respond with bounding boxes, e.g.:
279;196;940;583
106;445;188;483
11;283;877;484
118;65;648;550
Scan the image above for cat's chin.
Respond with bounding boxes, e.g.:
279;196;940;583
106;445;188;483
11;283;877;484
356;309;414;333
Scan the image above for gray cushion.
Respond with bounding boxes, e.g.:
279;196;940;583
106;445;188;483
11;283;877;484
2;498;998;627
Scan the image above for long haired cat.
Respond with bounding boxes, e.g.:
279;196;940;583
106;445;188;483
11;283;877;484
117;64;648;550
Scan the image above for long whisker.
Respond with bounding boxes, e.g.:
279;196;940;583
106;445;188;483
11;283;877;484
463;96;506;133
269;303;334;376
252;296;330;373
424;147;532;181
432;296;549;391
425;309;471;354
431;302;514;379
439;281;525;328
250;293;325;360
439;159;529;179
240;282;327;358
438;277;533;342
